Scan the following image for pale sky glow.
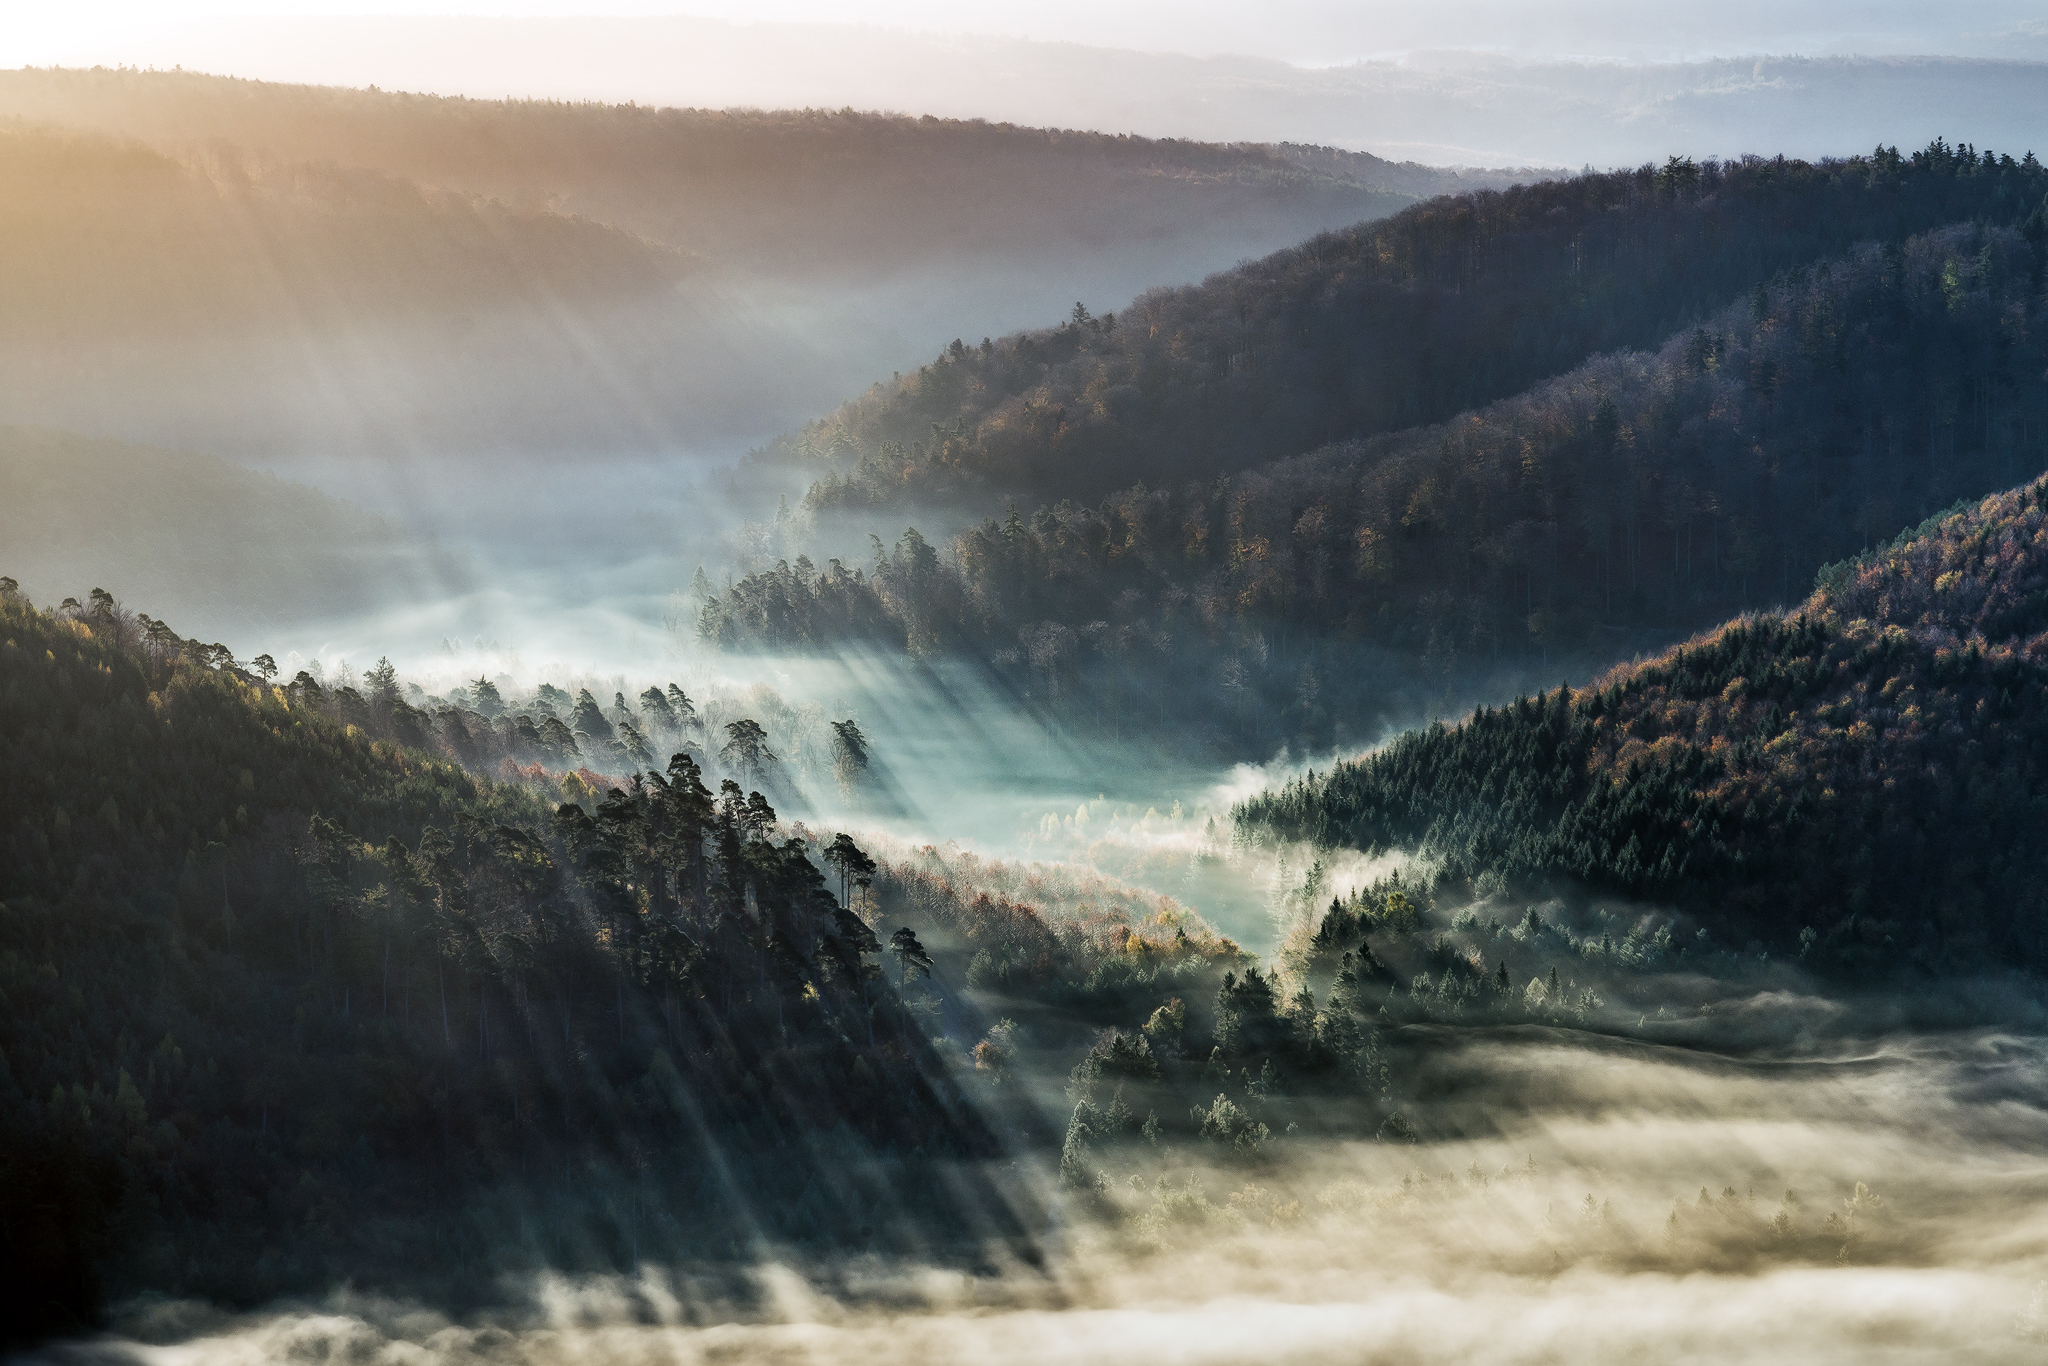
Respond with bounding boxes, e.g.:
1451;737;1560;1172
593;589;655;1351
11;0;2048;76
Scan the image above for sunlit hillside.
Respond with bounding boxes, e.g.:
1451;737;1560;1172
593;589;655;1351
0;69;1461;459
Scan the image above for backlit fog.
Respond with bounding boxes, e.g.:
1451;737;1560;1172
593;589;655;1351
61;1023;2048;1364
5;2;2047;1360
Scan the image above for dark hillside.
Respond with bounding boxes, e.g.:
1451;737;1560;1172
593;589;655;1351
1237;476;2048;972
0;589;1020;1345
783;142;2048;504
708;220;2048;759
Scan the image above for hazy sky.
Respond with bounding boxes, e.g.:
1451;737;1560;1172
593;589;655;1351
12;0;2048;71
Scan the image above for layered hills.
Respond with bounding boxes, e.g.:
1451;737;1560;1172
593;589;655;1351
710;174;2048;759
0;68;1468;456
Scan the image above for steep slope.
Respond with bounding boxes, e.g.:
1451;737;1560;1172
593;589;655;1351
779;143;2047;505
1237;476;2048;972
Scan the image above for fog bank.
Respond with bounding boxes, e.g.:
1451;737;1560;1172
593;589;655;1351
55;1025;2048;1364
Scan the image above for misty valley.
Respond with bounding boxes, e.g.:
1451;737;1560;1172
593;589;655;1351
5;56;2048;1366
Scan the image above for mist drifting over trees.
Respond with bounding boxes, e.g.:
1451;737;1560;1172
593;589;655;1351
6;30;2048;1364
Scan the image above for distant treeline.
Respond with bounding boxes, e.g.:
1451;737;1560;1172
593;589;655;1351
1237;476;2048;973
707;216;2048;756
0;66;1494;279
778;140;2048;503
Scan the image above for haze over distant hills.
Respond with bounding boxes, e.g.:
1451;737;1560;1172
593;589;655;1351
0;68;1489;462
15;15;2048;166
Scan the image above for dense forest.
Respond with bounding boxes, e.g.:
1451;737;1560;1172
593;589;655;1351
773;140;2048;503
1237;474;2048;972
0;586;1045;1344
707;210;2048;757
10;527;2036;1342
2;580;1440;1346
14;99;2048;1351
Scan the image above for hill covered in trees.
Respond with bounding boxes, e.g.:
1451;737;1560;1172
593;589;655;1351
0;67;1492;457
0;120;687;337
1237;474;2048;973
707;210;2048;758
0;66;1492;285
773;141;2048;504
0;585;1045;1345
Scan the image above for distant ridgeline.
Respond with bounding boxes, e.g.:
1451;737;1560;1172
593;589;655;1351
1236;476;2048;973
0;587;1029;1345
705;206;2048;758
775;140;2048;503
0;66;1461;281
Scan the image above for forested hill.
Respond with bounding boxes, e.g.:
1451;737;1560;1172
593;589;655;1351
0;587;1024;1344
0;121;687;338
782;143;2048;505
1237;476;2048;974
0;119;735;453
0;73;1477;455
706;219;2048;760
0;67;1511;282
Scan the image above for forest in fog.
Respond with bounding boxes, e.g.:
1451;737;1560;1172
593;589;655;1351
5;35;2048;1365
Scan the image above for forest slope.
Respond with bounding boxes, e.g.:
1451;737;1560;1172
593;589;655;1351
709;217;2048;759
0;588;1024;1344
776;142;2048;505
1237;476;2048;973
